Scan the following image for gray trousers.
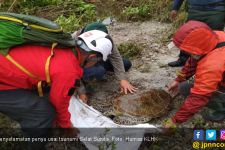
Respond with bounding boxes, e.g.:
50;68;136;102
0;89;55;150
179;81;225;112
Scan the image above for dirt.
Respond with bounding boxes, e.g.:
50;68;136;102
0;20;224;150
88;20;180;125
88;20;225;129
81;20;224;150
110;21;177;89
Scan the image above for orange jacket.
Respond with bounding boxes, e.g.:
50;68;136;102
171;20;225;123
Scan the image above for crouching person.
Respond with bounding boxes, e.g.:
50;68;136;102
72;22;137;103
165;20;225;128
0;30;113;149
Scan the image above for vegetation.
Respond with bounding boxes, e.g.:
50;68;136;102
118;42;144;58
96;0;172;22
0;0;187;33
0;0;97;32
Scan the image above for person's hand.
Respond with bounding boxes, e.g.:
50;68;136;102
166;80;179;98
170;10;178;21
163;118;177;129
120;80;138;94
79;94;88;104
162;119;177;135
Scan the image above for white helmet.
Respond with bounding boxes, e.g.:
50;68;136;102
78;30;113;61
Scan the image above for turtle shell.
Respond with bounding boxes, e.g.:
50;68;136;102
113;89;172;117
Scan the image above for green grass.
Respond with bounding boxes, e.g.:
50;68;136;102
118;42;144;58
0;0;187;37
0;0;97;32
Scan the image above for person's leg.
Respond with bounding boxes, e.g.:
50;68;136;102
82;65;106;81
103;58;132;72
168;51;189;67
83;58;132;82
123;58;132;72
0;89;55;150
188;10;225;31
203;87;225;121
178;81;193;98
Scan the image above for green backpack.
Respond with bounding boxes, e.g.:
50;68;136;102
0;12;76;55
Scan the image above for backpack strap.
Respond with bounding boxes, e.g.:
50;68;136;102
5;54;45;96
216;42;225;49
45;43;57;85
5;43;57;97
5;55;40;80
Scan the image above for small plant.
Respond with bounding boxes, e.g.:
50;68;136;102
118;42;144;59
121;5;151;21
55;14;81;32
192;118;206;128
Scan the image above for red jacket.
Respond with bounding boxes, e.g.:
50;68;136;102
171;20;225;123
0;45;83;128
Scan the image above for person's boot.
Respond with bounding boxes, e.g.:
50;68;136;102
168;58;186;67
202;111;225;122
207;100;225;111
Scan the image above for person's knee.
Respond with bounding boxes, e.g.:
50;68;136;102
95;66;106;80
178;81;193;98
41;101;55;128
123;59;132;72
28;99;55;128
83;66;106;81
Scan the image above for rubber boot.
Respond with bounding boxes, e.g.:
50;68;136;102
202;111;225;122
203;101;225;121
168;51;189;67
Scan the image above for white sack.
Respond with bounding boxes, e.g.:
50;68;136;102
68;96;160;150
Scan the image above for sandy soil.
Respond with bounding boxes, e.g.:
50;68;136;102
88;21;180;125
88;20;225;129
1;20;223;150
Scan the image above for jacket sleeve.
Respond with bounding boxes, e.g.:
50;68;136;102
176;58;198;82
108;43;127;81
50;72;79;128
172;0;184;10
172;94;210;123
172;55;225;124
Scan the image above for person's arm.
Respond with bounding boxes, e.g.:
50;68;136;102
175;57;198;82
170;58;224;124
172;0;185;11
167;57;197;97
50;73;80;128
171;0;185;20
109;42;137;94
172;94;210;123
108;43;127;80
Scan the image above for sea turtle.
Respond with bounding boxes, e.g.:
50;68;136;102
113;89;172;118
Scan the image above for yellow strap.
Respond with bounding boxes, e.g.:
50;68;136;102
6;55;40;80
37;81;44;97
0;16;63;32
176;70;185;77
45;43;57;85
6;55;44;97
6;43;57;96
